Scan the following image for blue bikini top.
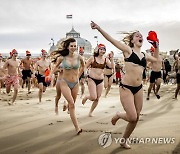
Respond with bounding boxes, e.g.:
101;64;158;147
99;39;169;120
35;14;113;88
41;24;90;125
124;50;146;68
62;56;80;70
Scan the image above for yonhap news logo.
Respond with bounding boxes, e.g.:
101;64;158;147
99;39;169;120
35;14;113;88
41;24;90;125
98;132;112;148
98;133;175;148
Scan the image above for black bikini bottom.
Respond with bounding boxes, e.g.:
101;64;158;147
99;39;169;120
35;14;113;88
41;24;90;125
105;74;113;79
119;82;142;95
88;75;103;86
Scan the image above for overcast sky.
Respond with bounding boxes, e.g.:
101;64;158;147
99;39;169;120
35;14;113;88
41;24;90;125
0;0;180;55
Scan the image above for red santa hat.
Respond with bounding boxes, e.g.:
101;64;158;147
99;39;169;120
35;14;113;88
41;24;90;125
26;50;31;56
11;49;18;56
98;44;106;50
41;49;47;54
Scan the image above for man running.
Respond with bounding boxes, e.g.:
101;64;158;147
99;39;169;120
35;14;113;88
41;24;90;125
147;50;163;100
20;50;34;94
3;49;21;105
34;49;51;103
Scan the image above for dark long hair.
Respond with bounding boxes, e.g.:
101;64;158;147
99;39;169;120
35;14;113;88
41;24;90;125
93;50;99;57
50;38;76;62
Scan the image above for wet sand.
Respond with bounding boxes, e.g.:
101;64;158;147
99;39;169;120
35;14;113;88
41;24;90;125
0;83;180;154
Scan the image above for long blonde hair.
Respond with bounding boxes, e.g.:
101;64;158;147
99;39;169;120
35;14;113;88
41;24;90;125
120;31;139;47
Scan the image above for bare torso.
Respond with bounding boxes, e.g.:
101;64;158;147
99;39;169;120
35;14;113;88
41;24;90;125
62;55;80;82
5;59;20;76
88;56;106;80
151;56;162;72
21;58;33;70
37;59;50;75
0;61;5;77
121;49;146;86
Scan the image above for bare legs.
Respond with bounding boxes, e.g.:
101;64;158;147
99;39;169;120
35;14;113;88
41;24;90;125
147;83;154;100
111;87;143;149
38;83;46;103
60;80;82;134
79;78;85;98
6;84;18;105
147;77;161;100
174;83;180;99
104;75;113;97
27;77;31;93
82;78;103;117
55;80;61;114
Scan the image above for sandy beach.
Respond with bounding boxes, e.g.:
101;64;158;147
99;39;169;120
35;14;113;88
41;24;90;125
0;83;180;154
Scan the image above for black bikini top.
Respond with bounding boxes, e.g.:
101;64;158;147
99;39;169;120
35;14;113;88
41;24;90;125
124;51;146;68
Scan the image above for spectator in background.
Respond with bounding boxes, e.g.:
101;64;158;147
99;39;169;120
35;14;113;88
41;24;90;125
115;62;122;85
163;58;171;84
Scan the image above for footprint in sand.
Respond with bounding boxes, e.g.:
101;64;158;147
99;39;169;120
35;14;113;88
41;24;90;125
83;129;98;133
140;113;147;116
46;99;52;101
83;129;122;134
57;120;63;122
139;119;144;121
48;123;54;125
96;122;108;125
110;106;115;108
112;132;122;135
104;112;108;114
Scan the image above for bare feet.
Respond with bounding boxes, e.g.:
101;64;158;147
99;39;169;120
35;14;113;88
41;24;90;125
82;97;87;105
155;94;160;99
111;112;121;125
88;113;94;117
8;102;13;106
77;129;82;135
63;101;68;111
80;94;84;99
120;143;131;149
55;106;58;115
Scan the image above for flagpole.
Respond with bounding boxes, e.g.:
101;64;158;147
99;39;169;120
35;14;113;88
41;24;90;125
94;36;98;45
66;14;73;29
72;15;74;28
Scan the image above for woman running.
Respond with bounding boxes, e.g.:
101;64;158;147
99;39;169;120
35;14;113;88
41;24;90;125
50;38;84;135
82;44;114;117
104;51;115;97
91;21;160;148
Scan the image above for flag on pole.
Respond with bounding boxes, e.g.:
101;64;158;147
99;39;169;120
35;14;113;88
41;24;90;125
66;14;73;19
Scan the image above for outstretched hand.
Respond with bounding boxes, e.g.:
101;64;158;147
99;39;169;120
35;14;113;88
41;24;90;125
90;21;99;29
